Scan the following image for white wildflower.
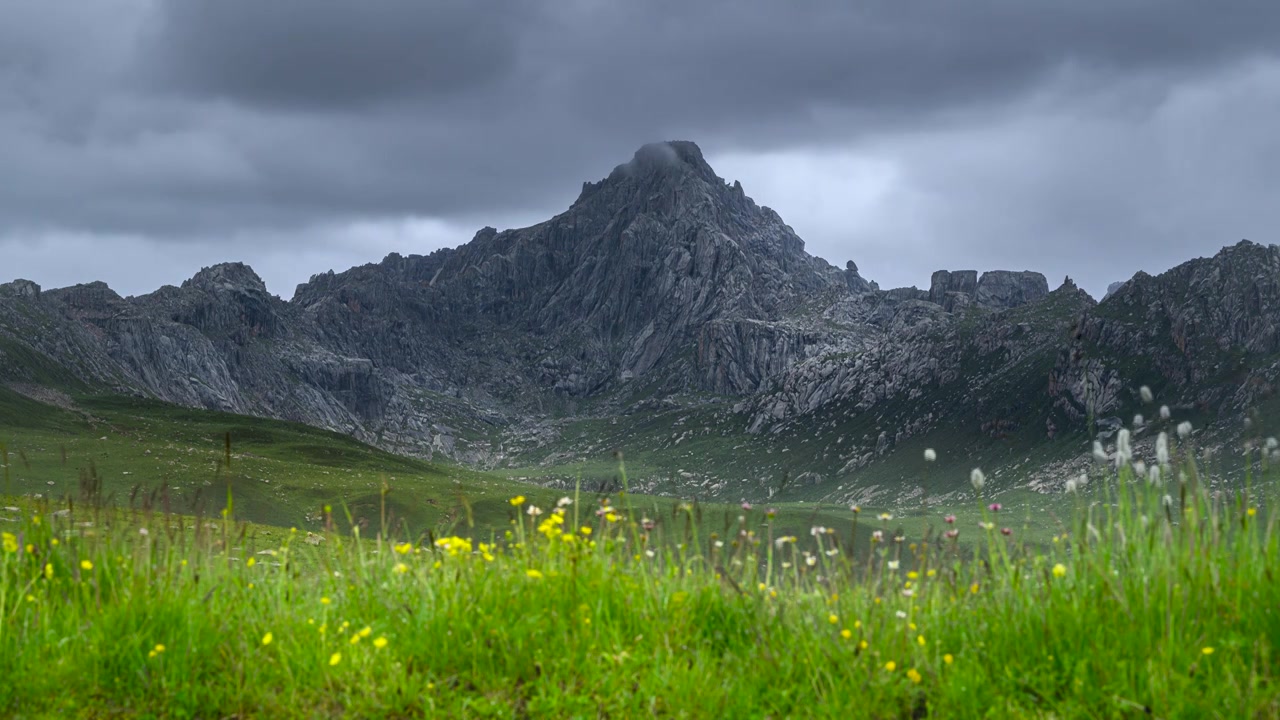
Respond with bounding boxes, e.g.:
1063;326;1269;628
556;497;573;508
970;468;986;491
775;536;797;548
1160;405;1171;420
887;560;900;570
1140;386;1153;404
1177;421;1193;439
1132;460;1147;478
825;548;839;557
924;448;937;462
1115;429;1132;467
805;555;817;567
1147;465;1161;486
1092;441;1107;463
526;505;543;517
895;610;908;619
1156;432;1170;466
810;526;827;536
902;588;915;597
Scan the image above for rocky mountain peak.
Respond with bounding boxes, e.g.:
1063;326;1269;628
183;262;271;296
0;279;40;299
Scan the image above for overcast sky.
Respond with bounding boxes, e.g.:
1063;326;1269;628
2;1;1279;300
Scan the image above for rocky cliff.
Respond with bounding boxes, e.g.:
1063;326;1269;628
1;142;1275;500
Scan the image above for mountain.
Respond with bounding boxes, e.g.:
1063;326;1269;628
2;141;1277;504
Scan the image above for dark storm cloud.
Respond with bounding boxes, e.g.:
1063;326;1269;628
139;0;530;109
2;0;1280;298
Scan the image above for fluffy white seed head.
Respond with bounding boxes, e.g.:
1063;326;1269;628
1134;414;1145;428
1065;478;1078;493
1162;494;1174;509
924;448;937;462
1140;386;1154;404
1148;465;1161;486
1156;432;1170;466
1177;421;1193;439
1132;460;1147;478
1160;405;1171;420
1115;429;1133;467
970;468;986;491
1092;441;1108;463
1267;437;1278;450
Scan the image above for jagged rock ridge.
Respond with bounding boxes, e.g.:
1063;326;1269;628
1;142;1276;500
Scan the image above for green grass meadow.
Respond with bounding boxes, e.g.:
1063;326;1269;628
1;426;1278;717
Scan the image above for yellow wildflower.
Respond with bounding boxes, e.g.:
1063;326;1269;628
828;614;839;625
261;632;273;646
329;652;342;666
1248;507;1257;517
1;532;16;553
526;569;544;579
394;542;413;555
917;635;926;647
393;563;409;574
907;668;922;684
80;560;93;571
44;563;53;580
943;654;954;665
580;526;593;535
884;661;896;672
1202;647;1214;656
350;633;362;645
840;629;852;640
970;582;980;594
373;637;388;649
1052;563;1067;578
510;496;526;506
859;640;868;650
321;597;331;605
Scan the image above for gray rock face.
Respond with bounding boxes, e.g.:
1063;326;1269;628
929;270;978;310
927;269;1048;311
976;271;1049;309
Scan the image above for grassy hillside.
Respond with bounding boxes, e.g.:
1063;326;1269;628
0;387;876;546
